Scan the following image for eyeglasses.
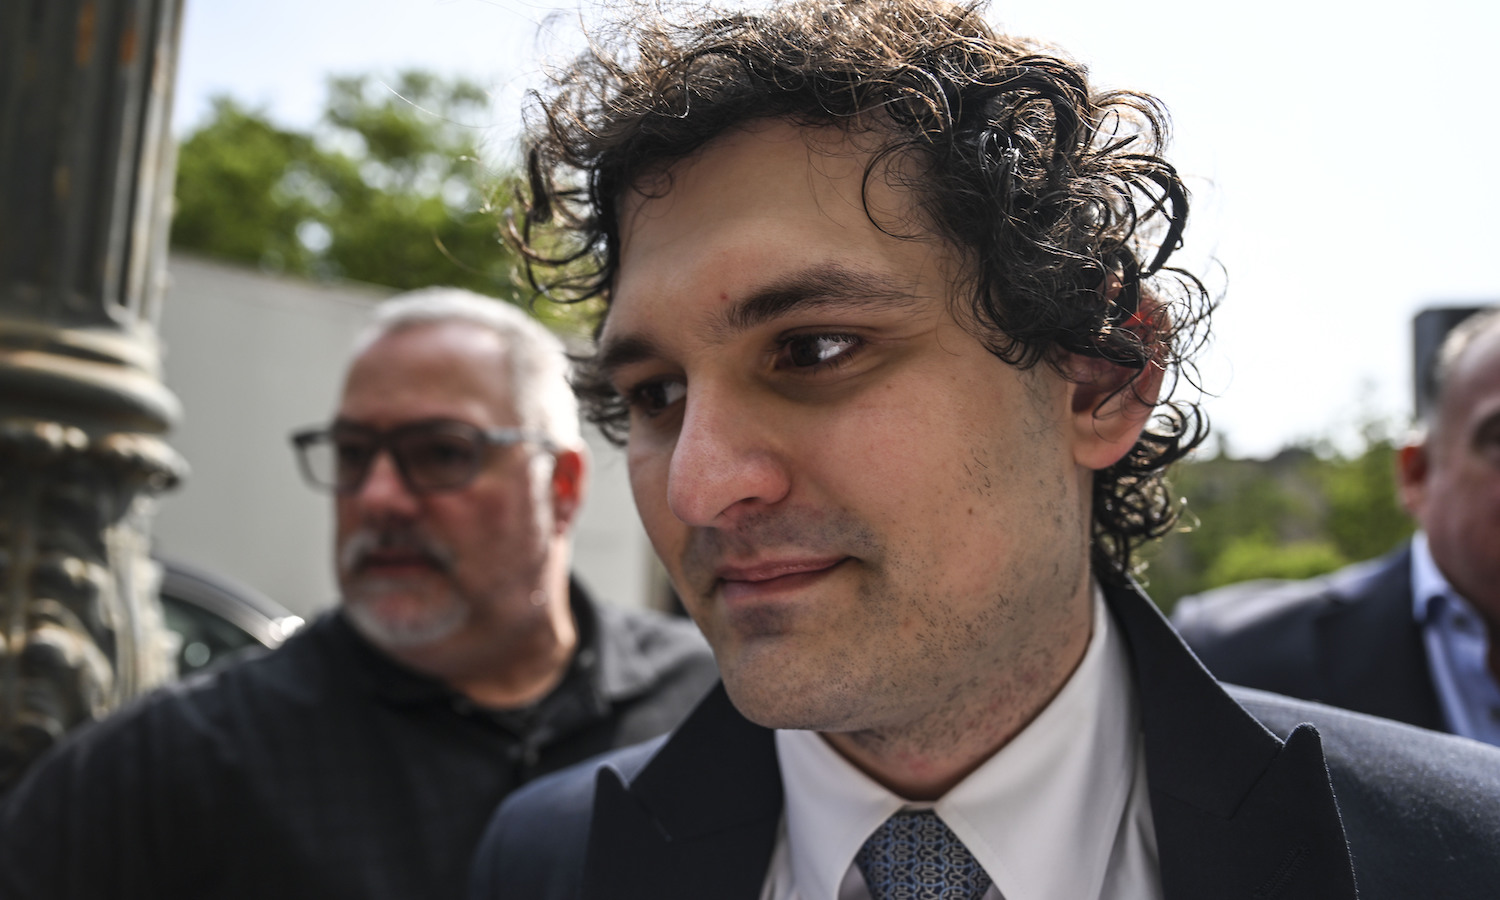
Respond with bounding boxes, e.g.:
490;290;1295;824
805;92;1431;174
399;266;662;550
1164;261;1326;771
290;420;558;495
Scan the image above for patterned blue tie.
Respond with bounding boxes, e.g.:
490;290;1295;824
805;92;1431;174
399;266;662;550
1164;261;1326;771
854;810;994;900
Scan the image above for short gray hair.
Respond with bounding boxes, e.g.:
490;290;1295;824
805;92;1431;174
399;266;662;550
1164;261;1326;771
354;288;581;447
1427;307;1500;431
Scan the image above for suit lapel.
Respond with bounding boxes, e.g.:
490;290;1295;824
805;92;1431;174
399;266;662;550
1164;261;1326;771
1311;546;1445;730
1107;582;1358;899
581;685;782;900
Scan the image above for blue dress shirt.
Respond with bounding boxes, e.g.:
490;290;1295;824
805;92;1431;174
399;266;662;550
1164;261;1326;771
1412;532;1500;746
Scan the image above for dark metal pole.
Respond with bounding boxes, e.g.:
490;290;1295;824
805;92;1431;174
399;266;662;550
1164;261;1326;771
0;0;187;791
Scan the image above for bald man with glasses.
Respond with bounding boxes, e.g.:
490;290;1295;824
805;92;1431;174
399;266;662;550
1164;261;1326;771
0;289;717;900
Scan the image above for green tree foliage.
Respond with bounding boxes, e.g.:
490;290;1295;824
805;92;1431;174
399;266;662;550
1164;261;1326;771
171;71;583;325
1143;429;1415;612
172;98;323;273
1323;428;1410;562
1204;538;1348;587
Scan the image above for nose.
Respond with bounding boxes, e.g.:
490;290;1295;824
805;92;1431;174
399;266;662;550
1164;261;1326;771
348;450;420;520
665;387;791;526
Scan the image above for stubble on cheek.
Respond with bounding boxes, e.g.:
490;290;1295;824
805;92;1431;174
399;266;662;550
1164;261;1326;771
719;603;797;640
678;506;888;728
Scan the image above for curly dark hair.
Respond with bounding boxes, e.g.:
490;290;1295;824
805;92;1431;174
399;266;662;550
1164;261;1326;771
512;0;1212;583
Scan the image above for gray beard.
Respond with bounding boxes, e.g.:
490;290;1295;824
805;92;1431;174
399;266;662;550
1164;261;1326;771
342;579;471;651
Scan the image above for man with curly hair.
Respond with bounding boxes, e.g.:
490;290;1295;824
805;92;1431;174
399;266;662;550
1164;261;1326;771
470;2;1500;898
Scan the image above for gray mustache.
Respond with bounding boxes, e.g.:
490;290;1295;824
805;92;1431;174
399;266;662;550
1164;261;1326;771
339;527;457;575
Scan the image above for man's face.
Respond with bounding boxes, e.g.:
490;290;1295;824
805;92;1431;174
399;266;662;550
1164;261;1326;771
334;322;561;660
601;121;1116;740
1402;325;1500;623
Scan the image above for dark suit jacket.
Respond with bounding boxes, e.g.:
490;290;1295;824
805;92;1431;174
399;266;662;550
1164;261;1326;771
1171;544;1446;731
471;579;1500;900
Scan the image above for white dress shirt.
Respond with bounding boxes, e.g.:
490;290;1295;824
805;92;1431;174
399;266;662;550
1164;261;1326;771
760;588;1161;900
1411;532;1500;746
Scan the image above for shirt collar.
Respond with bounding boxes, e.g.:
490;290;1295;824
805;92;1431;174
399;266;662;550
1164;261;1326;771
1411;531;1466;623
776;585;1142;900
326;609;457;706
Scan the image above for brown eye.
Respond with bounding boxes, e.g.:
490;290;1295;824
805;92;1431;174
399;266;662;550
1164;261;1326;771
627;378;687;417
780;333;860;369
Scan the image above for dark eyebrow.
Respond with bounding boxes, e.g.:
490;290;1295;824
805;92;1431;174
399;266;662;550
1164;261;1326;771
596;263;924;377
717;263;925;335
594;333;664;379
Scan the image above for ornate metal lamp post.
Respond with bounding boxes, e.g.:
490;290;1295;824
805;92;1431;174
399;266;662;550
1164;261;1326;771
0;0;187;791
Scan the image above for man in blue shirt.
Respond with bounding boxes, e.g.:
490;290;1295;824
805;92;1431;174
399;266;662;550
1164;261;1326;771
1175;308;1500;744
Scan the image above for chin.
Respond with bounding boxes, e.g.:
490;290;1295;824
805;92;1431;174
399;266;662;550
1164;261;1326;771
343;584;471;652
720;654;864;733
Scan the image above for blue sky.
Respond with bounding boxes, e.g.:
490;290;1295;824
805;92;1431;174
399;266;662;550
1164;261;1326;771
174;0;1500;458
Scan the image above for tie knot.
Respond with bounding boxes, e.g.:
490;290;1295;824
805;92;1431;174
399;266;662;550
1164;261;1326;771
854;810;993;900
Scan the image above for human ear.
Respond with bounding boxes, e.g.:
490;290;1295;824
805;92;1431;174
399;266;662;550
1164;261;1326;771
1065;272;1168;470
1396;441;1428;517
549;447;588;533
1067;354;1165;471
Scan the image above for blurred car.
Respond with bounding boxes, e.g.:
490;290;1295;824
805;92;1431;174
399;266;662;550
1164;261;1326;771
156;557;304;676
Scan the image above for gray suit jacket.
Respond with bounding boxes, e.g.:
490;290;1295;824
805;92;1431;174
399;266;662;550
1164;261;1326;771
470;579;1500;900
1171;545;1445;731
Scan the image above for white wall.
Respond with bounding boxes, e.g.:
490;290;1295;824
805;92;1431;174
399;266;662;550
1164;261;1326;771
152;253;653;617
